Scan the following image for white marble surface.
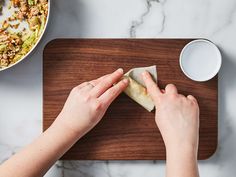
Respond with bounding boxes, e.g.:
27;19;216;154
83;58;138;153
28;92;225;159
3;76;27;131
1;0;236;176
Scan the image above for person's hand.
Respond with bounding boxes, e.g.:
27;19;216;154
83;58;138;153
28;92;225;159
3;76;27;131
0;69;128;177
56;68;129;138
142;71;199;154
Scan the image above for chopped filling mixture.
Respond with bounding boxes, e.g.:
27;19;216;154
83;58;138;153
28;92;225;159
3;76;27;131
0;0;48;68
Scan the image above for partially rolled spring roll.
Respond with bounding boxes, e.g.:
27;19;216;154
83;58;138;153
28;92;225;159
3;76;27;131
123;66;157;112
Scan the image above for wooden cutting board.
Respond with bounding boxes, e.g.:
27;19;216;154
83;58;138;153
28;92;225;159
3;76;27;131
43;39;218;160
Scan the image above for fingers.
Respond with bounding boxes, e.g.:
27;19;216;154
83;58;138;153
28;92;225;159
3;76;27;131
76;82;92;90
165;84;178;94
187;95;198;104
99;78;129;106
80;82;94;92
75;74;110;91
89;74;110;86
142;71;161;103
90;68;124;98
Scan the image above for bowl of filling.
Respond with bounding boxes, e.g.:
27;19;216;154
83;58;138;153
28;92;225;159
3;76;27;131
0;0;49;71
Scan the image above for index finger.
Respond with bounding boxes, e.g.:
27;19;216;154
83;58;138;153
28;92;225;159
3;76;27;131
142;71;162;103
89;74;111;86
90;68;124;98
99;78;129;107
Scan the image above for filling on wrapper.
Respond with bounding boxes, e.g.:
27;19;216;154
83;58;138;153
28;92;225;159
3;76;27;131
0;0;48;68
123;65;157;112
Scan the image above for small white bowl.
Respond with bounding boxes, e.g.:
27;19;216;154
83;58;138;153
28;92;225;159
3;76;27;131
179;39;222;82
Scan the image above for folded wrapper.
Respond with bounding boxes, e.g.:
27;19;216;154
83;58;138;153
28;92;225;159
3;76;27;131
123;66;157;112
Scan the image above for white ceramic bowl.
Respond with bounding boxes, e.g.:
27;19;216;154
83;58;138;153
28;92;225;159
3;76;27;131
0;0;50;72
179;39;222;82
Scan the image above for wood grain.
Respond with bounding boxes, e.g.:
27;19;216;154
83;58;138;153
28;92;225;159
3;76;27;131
43;39;218;160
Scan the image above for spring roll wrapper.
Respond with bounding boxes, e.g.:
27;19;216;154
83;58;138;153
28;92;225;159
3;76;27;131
123;66;157;112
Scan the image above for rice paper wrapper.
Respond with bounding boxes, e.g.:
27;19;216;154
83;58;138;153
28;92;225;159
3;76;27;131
124;65;157;112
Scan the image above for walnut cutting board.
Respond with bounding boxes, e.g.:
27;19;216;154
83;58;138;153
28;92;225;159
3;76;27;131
43;39;218;160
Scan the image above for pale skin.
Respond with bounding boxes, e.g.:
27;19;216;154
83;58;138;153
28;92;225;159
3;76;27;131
0;68;199;177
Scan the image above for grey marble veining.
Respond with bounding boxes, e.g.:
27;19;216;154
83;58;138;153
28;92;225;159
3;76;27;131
130;0;166;37
1;0;236;176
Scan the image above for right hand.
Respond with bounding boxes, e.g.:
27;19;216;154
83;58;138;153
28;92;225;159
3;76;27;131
142;71;200;154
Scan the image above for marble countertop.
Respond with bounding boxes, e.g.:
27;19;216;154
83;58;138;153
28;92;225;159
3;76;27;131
1;0;236;176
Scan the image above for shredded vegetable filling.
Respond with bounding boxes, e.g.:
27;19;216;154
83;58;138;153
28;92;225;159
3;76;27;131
0;0;48;68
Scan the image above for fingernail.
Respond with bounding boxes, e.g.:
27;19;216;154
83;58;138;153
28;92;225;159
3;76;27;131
117;68;124;74
142;71;148;77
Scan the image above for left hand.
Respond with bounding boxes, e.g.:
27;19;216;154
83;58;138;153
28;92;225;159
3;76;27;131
0;69;128;177
56;68;129;138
